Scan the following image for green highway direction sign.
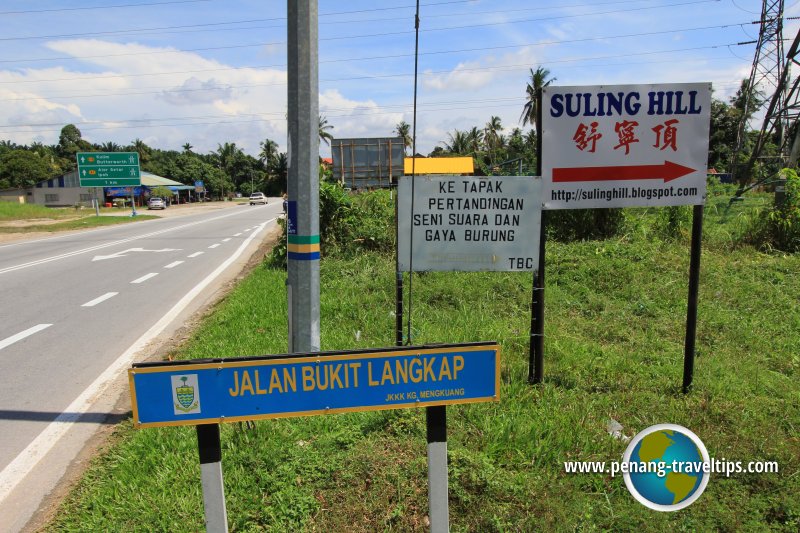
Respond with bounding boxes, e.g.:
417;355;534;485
77;152;141;187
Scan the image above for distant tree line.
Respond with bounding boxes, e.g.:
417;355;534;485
0;124;289;199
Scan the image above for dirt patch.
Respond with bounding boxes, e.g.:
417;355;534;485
0;217;82;228
0;201;249;245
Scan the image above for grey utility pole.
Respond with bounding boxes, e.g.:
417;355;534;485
287;0;320;353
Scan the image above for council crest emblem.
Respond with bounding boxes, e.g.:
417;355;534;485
171;374;201;415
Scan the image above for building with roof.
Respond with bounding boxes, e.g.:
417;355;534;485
0;169;197;207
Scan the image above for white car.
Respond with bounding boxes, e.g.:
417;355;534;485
147;197;166;210
249;192;267;205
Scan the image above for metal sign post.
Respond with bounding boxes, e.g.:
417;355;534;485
196;424;228;532
426;406;448;533
529;211;546;384
530;93;545;384
682;204;704;393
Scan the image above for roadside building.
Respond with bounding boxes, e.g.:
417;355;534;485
0;170;196;207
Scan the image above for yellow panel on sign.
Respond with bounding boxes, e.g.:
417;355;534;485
405;157;474;175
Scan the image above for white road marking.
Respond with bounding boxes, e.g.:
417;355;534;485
187;252;204;258
164;261;184;269
131;273;158;284
243;228;251;232
222;238;231;242
233;233;242;237
92;247;180;262
0;208;258;275
208;243;220;249
81;292;119;307
0;324;52;352
0;218;275;505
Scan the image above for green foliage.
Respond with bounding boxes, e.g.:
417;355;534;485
546;208;627;241
654;205;692;241
149;186;173;200
266;185;395;268
708;99;741;172
746;168;800;252
0;149;54;189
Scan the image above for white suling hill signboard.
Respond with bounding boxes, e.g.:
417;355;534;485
542;83;711;210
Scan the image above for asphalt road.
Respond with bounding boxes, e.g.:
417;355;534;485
0;200;283;532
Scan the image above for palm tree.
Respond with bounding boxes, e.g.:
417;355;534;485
100;141;120;152
466;127;484;155
443;130;470;155
394;121;412;154
215;142;242;178
524;129;537;150
130;138;151;163
483;116;504;166
270;152;289;191
484;116;503;151
259;139;279;168
319;115;334;146
520;66;556;129
182;143;193;153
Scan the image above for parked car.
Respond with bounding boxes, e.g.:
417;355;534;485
147;197;166;210
249;192;267;205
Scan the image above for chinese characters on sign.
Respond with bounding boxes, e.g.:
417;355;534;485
573;119;681;155
542;84;712;209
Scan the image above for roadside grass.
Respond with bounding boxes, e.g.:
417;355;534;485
47;192;799;531
0;214;159;233
0;202;79;221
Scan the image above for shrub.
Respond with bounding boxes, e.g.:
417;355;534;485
545;208;626;242
654;205;692;241
745;168;800;253
265;184;395;268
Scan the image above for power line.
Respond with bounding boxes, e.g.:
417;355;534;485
0;0;212;16
0;0;723;64
0;0;671;42
0;41;750;103
0;20;753;91
322;0;722;41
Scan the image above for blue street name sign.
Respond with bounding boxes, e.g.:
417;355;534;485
129;343;500;428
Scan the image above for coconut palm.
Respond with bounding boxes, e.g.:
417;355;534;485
484;116;503;151
466;127;484;155
259;139;279;167
130;138;152;163
319;115;334;146
100;141;120;152
443;130;471;155
394;121;412;153
520;66;556;129
182;143;193;153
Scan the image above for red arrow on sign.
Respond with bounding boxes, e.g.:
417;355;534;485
552;161;695;183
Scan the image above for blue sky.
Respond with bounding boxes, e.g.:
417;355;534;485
0;0;796;157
